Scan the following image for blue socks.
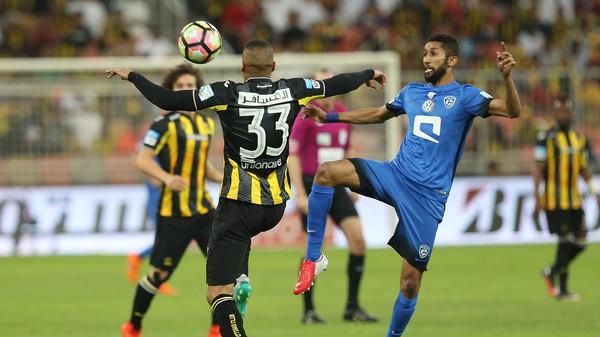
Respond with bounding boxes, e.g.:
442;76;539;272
305;183;334;261
138;245;153;259
386;292;418;337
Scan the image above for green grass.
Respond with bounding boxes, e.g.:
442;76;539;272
1;244;599;337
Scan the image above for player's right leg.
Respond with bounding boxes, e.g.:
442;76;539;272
387;259;423;337
121;216;190;336
294;160;361;294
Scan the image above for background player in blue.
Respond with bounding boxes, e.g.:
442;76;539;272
293;35;521;336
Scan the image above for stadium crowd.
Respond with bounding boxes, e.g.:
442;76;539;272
1;0;600;69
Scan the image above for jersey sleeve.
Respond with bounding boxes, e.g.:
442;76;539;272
290;114;310;156
385;86;407;116
194;81;232;112
143;117;170;154
463;85;493;118
534;132;548;163
287;78;326;106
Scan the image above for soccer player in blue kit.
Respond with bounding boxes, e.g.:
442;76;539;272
294;34;521;336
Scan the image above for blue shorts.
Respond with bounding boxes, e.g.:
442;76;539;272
348;158;445;271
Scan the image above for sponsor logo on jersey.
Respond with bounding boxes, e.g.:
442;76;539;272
238;88;292;106
304;78;313;89
198;85;215;101
239;157;283;170
418;245;431;259
143;130;160;147
422;99;434;112
444;96;456;109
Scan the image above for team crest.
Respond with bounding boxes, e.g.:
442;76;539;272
418;245;431;259
444;96;456;109
422;100;434;112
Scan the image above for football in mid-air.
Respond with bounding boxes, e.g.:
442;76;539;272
178;20;222;64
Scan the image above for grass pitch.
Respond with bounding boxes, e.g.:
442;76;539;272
1;244;599;337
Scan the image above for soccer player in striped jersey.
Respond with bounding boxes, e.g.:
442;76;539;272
117;63;224;337
533;93;599;301
295;35;521;336
107;38;386;337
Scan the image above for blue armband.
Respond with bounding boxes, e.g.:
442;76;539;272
325;112;339;123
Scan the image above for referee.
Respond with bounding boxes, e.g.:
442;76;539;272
533;94;599;301
107;38;386;337
119;63;223;337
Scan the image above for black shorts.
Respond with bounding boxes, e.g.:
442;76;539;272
206;198;286;285
545;209;587;237
150;211;213;272
299;174;358;230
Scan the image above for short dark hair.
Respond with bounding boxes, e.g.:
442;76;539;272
427;34;460;58
244;38;273;51
161;63;204;90
242;38;274;73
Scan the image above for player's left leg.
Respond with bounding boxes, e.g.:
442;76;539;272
556;210;587;301
387;260;423;337
338;216;378;322
330;186;378;323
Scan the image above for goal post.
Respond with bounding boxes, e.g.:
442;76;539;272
0;51;401;161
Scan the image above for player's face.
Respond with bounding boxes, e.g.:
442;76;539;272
423;42;449;84
553;100;572;128
173;74;198;91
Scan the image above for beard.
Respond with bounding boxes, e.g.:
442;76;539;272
424;64;448;84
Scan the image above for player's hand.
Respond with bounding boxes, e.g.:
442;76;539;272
296;194;308;214
164;174;188;192
301;104;327;122
105;68;132;80
496;42;516;78
366;69;387;89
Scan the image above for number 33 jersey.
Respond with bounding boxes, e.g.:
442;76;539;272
195;77;326;205
386;81;493;199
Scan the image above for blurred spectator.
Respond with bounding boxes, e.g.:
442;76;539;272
281;12;306;52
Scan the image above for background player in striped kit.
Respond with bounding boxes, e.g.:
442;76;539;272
533;93;599;301
289;69;377;324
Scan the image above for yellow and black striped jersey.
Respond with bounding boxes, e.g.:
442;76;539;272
535;127;591;210
192;77;327;205
143;111;215;216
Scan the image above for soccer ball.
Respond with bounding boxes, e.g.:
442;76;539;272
178;20;222;64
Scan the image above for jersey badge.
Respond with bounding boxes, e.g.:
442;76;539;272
443;96;456;109
198;85;214;101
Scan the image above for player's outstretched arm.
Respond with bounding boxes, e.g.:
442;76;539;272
303;104;394;124
488;42;521;119
322;69;386;97
106;68;197;111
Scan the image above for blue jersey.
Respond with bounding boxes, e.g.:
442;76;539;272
386;81;493;199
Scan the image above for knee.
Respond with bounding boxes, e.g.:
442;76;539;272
206;284;234;304
149;268;170;284
315;162;337;186
348;236;366;255
400;275;421;299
